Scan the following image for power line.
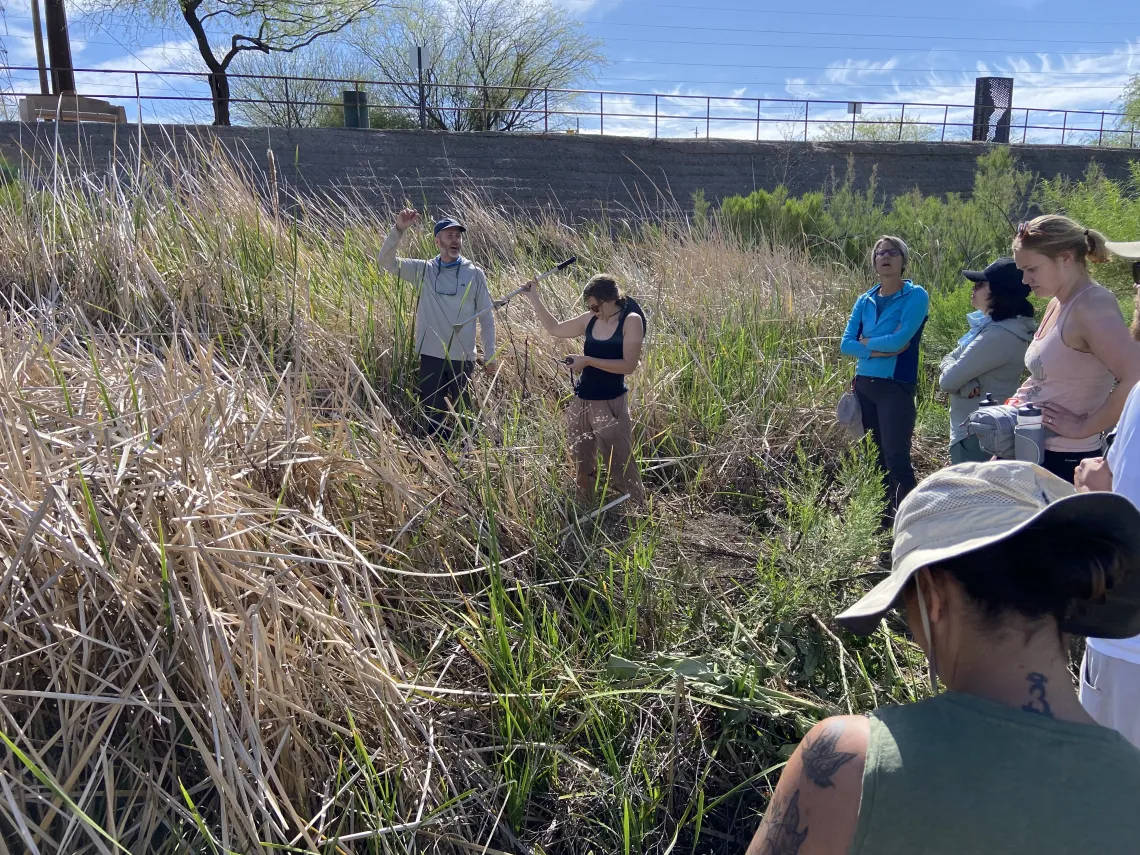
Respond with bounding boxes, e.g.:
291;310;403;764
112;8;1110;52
600;57;1135;76
2;28;1133;70
604;57;1140;74
580;20;1140;57
564;0;1140;26
592;76;1129;92
75;18;204;109
597;26;1133;46
598;34;1140;58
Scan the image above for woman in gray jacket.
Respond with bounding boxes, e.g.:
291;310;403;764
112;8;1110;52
940;258;1037;463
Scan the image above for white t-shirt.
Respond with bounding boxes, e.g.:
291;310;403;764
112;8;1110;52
1088;380;1140;664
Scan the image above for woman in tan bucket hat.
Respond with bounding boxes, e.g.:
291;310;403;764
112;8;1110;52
746;460;1140;855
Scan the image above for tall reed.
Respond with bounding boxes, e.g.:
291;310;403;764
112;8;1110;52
0;133;920;854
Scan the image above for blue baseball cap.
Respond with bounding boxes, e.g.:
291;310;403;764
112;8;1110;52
434;217;467;236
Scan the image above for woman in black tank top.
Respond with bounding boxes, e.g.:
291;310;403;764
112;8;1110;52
523;273;646;506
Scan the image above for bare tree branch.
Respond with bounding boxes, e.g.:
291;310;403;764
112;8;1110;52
84;0;391;124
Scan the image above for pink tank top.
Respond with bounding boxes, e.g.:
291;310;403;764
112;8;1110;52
1009;284;1115;452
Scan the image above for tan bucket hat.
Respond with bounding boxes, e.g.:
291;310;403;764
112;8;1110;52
1106;240;1140;261
836;461;1140;637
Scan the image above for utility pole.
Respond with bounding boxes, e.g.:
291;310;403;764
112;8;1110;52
29;0;50;95
17;0;125;124
44;0;76;94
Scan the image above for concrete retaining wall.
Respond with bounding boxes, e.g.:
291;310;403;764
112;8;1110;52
1;122;1135;219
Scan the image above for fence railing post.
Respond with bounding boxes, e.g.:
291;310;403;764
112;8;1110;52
1061;111;1068;145
284;77;292;127
941;105;948;141
600;91;604;135
544;88;548;133
1099;111;1105;147
706;96;710;140
898;103;906;141
804;100;809;142
1023;109;1029;144
134;70;141;125
655;94;659;138
756;98;761;141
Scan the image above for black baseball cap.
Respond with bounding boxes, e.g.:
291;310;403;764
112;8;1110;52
434;217;467;236
962;257;1026;291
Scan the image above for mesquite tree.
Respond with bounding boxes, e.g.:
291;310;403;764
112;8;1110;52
352;0;604;132
85;0;387;125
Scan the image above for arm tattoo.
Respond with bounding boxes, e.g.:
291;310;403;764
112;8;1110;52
800;721;857;788
758;790;809;855
1021;672;1054;718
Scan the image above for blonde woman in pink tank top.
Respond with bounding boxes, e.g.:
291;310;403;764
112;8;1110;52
1009;215;1140;483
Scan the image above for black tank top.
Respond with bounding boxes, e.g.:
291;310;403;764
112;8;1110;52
576;298;644;400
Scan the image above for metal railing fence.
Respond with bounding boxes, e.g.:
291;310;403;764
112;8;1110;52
3;66;1137;147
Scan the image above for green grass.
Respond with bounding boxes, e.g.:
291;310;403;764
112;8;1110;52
0;136;1134;854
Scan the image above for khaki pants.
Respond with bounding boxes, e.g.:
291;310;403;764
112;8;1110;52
566;393;644;505
1080;646;1140;750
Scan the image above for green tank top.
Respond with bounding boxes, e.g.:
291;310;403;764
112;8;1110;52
851;691;1140;855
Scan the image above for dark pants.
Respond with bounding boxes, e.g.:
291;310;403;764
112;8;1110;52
855;375;917;523
1042;448;1102;484
417;354;474;440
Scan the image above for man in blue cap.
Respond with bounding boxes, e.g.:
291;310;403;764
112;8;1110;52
378;208;497;439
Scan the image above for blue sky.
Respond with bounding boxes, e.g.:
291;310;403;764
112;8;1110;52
0;0;1137;140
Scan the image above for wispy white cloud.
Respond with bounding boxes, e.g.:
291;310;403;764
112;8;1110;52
776;42;1140;142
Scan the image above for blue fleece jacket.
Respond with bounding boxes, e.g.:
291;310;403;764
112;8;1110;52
841;280;930;385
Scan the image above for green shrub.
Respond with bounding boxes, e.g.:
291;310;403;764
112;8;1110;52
720;186;837;254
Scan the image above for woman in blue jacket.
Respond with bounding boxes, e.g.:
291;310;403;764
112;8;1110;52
841;236;930;522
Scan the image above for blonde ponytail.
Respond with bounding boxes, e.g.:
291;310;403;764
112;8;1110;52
1013;214;1111;266
1085;228;1111;264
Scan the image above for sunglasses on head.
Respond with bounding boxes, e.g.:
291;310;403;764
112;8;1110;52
874;247;902;259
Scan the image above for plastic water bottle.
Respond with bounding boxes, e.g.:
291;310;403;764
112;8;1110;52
1015;404;1046;465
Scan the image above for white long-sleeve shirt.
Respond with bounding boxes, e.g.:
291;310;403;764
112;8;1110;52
1087;380;1140;664
378;227;496;362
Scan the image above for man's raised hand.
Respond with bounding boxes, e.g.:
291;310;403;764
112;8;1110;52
395;208;420;232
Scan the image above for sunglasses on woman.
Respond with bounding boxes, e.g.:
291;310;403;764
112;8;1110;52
874;248;902;259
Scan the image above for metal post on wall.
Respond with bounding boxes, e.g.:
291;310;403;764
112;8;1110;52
655;94;659;138
803;101;809;141
941;105;948;141
600;91;604;135
1023;109;1030;144
284;77;292;127
544;88;548;133
44;0;76;94
416;46;426;129
1061;111;1067;145
756;99;761;141
898;103;906;140
706;97;710;140
1099;111;1106;146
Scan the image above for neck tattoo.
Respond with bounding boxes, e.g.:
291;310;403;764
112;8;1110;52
1021;672;1054;718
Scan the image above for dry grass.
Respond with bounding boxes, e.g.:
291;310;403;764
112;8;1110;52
0;132;926;854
